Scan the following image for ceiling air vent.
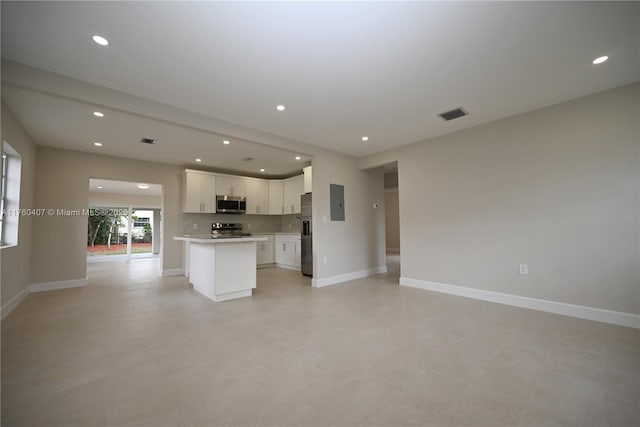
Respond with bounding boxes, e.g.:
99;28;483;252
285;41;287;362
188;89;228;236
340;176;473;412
241;157;254;162
140;137;155;144
438;107;468;121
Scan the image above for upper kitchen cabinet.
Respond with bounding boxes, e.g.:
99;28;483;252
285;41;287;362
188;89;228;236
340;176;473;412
268;181;284;214
183;170;216;213
303;166;312;194
283;175;304;214
216;176;246;197
246;179;269;215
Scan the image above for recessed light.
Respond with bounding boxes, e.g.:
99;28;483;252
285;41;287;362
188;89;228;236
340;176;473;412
92;35;109;46
93;142;102;147
295;156;301;160
93;111;104;118
592;55;608;65
96;186;103;189
137;184;150;190
260;168;265;172
223;140;230;145
276;105;286;111
362;136;369;141
195;158;202;162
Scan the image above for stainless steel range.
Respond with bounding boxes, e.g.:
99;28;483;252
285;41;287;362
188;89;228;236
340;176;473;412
211;223;251;239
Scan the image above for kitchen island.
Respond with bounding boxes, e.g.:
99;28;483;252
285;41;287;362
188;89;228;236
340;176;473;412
174;235;267;302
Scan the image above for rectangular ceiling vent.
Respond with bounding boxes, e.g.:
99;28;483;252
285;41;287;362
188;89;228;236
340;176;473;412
140;137;155;144
438;107;468;121
241;157;254;162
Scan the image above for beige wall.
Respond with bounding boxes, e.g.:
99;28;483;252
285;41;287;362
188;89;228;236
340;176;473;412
32;147;183;283
88;191;162;209
1;103;37;306
384;172;398;189
361;83;640;315
384;190;400;253
311;152;386;280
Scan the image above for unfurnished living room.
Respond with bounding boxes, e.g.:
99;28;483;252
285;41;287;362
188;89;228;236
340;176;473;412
1;2;639;427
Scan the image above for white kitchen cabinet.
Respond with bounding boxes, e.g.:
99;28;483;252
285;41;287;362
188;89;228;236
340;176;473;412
275;234;301;270
217;176;246;197
269;181;284;214
303;166;312;194
255;234;275;267
246;179;269;215
183;170;216;213
283;175;304;214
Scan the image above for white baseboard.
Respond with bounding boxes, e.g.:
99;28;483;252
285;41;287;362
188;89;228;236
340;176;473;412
2;278;89;320
0;286;30;320
257;263;276;269
162;268;185;277
276;263;301;272
30;277;88;293
400;277;640;329
312;266;388;288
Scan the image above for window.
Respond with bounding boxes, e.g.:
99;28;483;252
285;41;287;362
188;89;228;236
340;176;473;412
1;142;22;248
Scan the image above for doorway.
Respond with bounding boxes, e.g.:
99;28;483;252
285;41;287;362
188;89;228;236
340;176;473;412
86;179;162;265
383;164;401;280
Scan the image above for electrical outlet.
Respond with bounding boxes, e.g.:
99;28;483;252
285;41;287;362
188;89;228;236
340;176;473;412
247;223;251;230
289;223;292;229
519;264;528;275
322;255;328;264
192;223;198;230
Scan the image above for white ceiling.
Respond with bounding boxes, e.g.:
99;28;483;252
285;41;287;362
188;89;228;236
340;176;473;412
89;179;162;197
2;85;312;177
1;2;639;159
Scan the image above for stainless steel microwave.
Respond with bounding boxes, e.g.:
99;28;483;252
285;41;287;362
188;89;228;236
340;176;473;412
216;195;246;213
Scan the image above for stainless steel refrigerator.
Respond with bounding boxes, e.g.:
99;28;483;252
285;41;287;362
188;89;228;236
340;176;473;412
301;193;312;276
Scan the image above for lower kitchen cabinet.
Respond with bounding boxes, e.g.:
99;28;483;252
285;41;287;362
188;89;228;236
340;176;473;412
255;234;275;267
275;234;301;271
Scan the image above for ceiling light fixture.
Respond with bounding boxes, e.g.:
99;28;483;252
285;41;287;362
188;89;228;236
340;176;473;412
260;169;265;172
592;55;608;65
295;156;301;160
93;142;102;147
92;35;109;46
276;105;286;111
223;140;230;145
93;111;104;118
362;136;369;141
195;158;202;162
137;184;150;190
96;186;103;189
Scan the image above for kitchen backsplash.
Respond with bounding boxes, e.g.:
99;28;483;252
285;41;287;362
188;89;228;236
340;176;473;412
182;213;300;234
281;214;301;232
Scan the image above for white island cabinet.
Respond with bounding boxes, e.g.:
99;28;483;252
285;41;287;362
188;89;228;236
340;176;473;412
174;236;267;302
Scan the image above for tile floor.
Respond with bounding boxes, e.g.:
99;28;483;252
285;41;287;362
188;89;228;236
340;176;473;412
2;257;638;426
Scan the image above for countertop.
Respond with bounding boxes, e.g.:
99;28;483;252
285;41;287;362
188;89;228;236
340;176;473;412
254;232;300;236
174;235;268;244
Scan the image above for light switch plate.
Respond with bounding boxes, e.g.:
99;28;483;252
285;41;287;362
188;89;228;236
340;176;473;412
519;264;528;275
